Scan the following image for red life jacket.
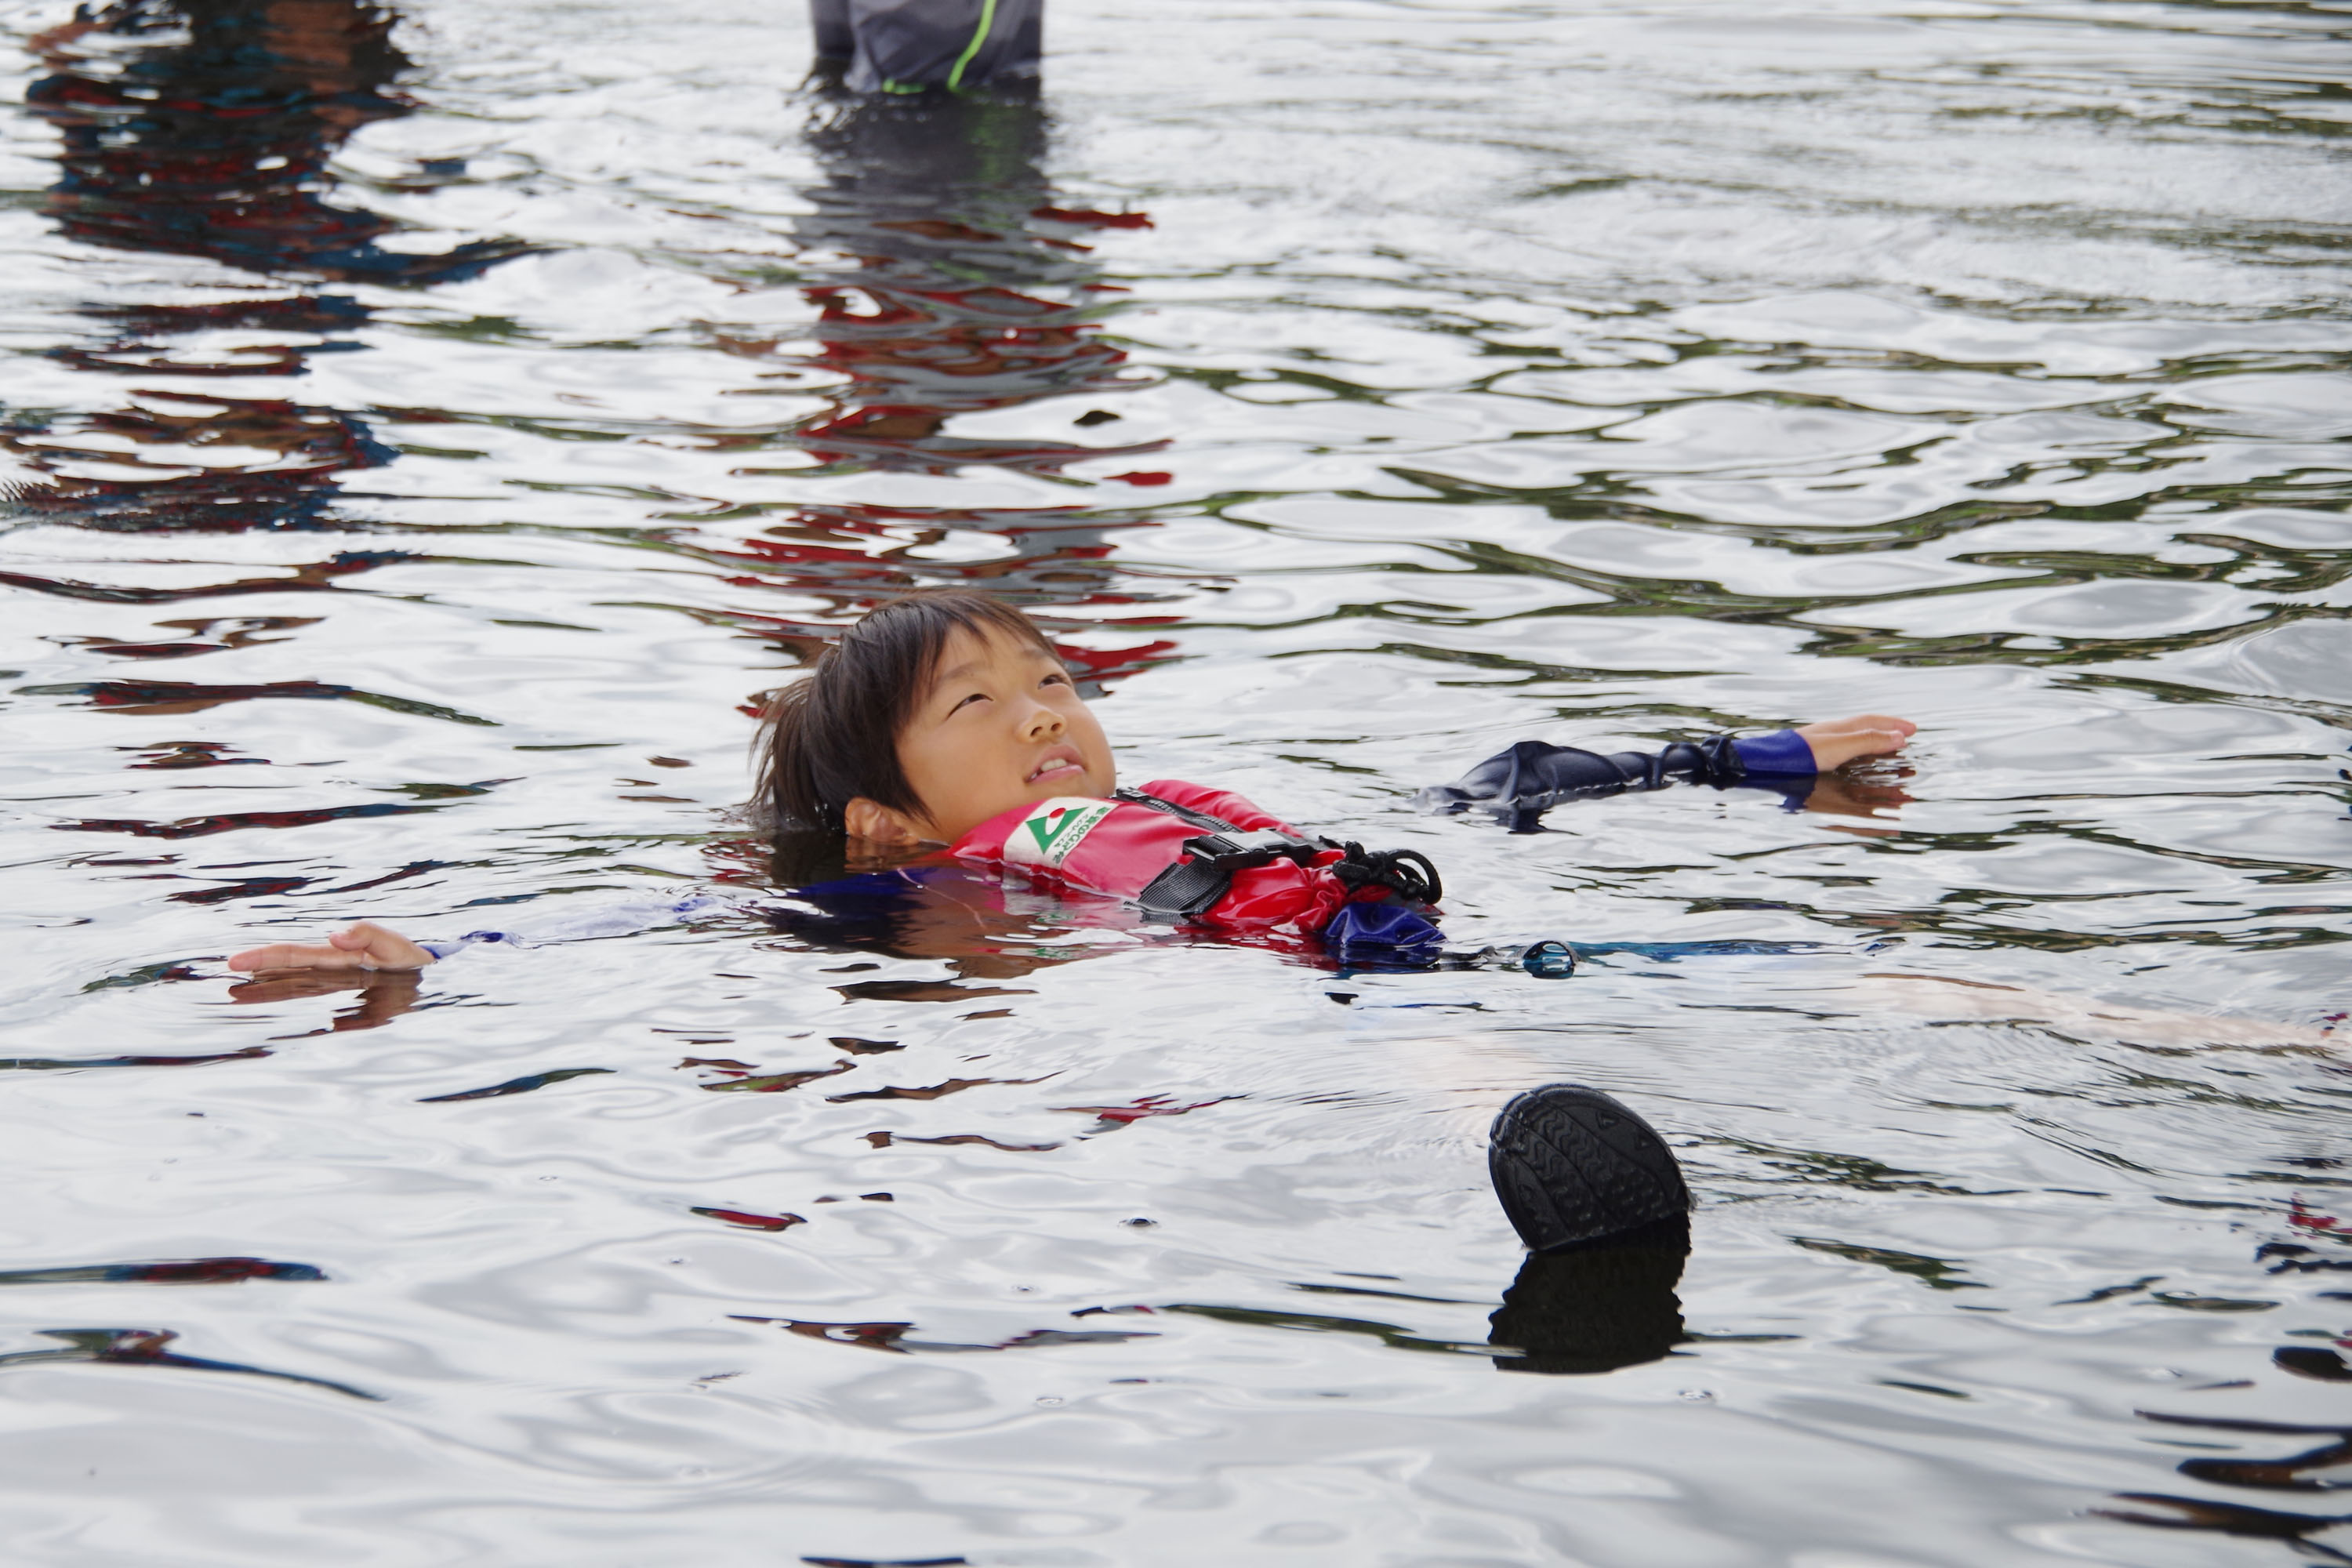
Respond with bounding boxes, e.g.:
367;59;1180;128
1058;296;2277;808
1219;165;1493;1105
949;779;1401;934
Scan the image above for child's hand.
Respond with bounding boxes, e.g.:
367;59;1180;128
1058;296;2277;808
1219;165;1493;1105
1793;714;1916;771
227;920;434;975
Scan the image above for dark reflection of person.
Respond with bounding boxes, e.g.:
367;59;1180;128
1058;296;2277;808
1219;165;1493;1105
783;84;1149;476
12;0;528;535
745;830;1181;984
685;83;1181;700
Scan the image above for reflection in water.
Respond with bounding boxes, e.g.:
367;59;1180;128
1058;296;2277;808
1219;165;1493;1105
734;1314;1156;1353
0;549;414;600
0;1327;378;1399
2095;1494;2352;1564
11;0;525;533
753;856;1140;982
786;82;1152;477
222;966;419;1032
2153;1411;2352;1492
680;85;1178;696
2275;1346;2352;1381
2098;1264;2352;1555
1488;1216;1690;1375
746;853;1410;992
416;1065;615;1102
0;1257;324;1285
1;1046;270;1071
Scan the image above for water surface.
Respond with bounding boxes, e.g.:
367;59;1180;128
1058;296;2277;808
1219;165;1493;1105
3;0;2350;1563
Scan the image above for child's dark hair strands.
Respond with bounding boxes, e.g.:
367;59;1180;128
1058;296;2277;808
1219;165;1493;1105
756;593;1058;833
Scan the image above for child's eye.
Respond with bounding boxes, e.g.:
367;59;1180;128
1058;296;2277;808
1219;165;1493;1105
949;691;988;714
1041;672;1071;689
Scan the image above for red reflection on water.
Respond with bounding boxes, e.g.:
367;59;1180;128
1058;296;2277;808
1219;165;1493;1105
691;1207;804;1232
1053;1094;1234;1127
15;0;528;534
0;551;406;601
664;94;1189;706
54;802;444;840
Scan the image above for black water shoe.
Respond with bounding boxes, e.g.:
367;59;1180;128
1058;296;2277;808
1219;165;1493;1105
1489;1083;1690;1253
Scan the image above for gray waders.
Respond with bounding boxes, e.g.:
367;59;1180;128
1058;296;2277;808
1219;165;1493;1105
810;0;1044;94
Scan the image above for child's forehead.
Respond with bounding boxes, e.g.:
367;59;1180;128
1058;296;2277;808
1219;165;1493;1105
924;623;1057;683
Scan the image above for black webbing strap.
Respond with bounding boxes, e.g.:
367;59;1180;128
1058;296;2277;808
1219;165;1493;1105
1116;788;1443;920
1112;786;1243;833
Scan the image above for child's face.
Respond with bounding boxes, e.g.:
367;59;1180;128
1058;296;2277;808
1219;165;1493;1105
891;626;1116;843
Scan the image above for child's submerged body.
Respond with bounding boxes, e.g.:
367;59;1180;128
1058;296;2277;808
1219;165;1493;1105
219;593;2337;1049
227;593;1918;976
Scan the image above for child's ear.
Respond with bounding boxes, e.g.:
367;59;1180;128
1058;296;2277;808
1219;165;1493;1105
842;797;924;844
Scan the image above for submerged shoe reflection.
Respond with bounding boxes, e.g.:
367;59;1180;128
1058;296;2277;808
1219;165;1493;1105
1490;1216;1691;1375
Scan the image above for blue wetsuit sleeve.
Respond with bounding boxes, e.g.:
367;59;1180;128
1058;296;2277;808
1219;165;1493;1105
415;894;728;960
1732;729;1816;776
1416;731;1817;824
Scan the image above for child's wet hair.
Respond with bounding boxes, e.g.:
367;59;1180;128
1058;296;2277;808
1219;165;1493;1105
756;593;1061;833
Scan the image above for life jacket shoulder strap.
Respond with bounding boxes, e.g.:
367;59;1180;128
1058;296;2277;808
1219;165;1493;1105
1114;786;1443;920
1112;786;1243;834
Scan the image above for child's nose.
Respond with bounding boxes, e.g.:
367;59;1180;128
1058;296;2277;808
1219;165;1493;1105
1019;700;1065;737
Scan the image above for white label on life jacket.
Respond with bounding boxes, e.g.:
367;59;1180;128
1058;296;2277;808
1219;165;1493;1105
1002;797;1116;870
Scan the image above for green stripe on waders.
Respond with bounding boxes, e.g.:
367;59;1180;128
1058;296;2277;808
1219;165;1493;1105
946;0;1000;92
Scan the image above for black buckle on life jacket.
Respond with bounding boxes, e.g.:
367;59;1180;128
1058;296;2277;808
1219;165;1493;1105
1137;829;1325;920
1116;786;1446;924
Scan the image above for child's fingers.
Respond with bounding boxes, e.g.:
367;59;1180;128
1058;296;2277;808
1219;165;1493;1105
337;922;434;968
1819;714;1915;741
227;941;370;973
1795;716;1916;770
228;922;434;974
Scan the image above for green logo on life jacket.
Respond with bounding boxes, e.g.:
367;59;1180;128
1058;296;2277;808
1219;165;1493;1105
1012;798;1113;868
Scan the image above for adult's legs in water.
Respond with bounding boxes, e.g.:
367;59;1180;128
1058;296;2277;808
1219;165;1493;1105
810;0;1045;95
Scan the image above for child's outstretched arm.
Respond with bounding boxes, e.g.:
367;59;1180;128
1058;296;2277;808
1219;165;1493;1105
228;921;436;975
1417;713;1918;824
223;893;729;977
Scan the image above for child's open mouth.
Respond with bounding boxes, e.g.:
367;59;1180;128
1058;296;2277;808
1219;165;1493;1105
1026;750;1085;786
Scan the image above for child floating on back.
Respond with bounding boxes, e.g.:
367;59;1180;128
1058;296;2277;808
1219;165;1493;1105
227;592;1915;976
